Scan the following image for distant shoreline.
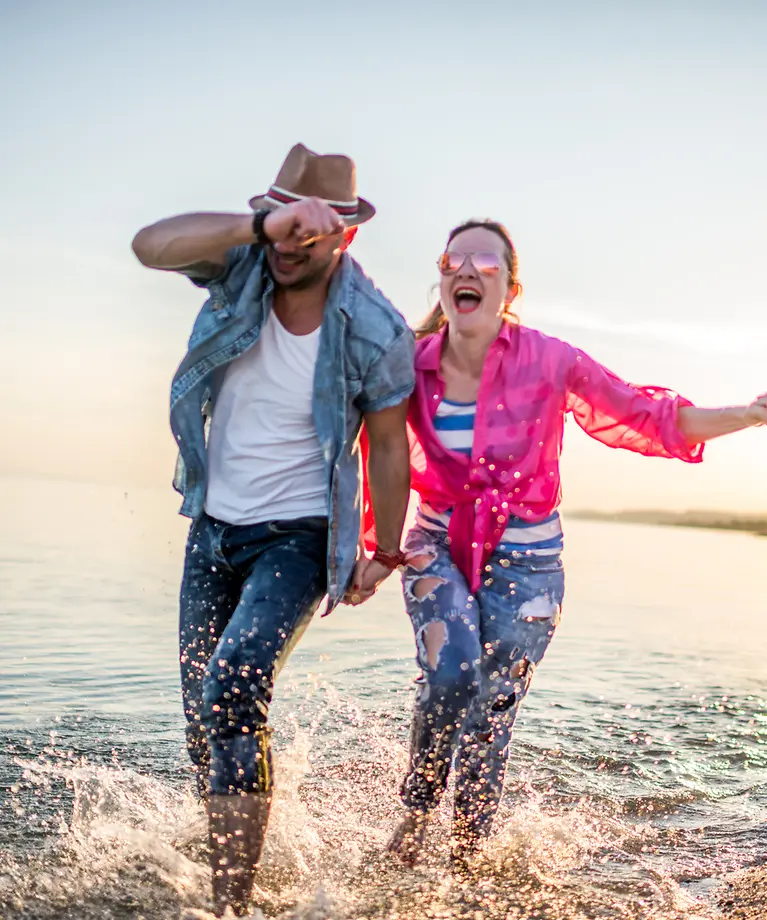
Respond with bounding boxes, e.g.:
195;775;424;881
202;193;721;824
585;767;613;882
568;509;767;538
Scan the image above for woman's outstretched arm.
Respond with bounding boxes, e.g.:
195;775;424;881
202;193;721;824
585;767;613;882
677;395;767;445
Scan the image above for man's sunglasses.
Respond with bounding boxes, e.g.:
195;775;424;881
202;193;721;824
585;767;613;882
437;251;503;276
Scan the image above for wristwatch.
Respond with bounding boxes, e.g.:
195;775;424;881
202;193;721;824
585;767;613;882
251;208;272;246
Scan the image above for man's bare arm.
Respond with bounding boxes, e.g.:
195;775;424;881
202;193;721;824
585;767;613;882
131;199;346;278
364;400;411;554
342;400;410;605
131;212;255;276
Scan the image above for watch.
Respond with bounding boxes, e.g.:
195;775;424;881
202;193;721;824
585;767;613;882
251;208;272;246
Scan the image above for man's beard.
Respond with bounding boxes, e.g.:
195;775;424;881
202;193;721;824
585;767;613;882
266;249;335;291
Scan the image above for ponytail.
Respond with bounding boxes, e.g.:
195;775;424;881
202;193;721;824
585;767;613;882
414;302;447;340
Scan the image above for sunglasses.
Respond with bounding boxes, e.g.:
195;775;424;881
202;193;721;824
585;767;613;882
437;251;503;276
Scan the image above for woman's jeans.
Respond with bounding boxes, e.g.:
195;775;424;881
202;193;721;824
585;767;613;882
400;525;565;842
179;513;328;798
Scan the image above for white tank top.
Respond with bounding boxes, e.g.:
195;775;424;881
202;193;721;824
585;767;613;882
204;309;328;525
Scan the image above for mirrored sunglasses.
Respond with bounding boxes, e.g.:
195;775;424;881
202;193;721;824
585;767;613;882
437;251;503;276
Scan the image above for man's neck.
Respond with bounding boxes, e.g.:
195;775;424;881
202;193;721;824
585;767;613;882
270;253;343;335
272;285;327;335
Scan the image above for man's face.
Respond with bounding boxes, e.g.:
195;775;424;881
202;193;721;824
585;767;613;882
264;232;345;291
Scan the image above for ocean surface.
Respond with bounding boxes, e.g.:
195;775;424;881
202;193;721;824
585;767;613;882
1;476;766;920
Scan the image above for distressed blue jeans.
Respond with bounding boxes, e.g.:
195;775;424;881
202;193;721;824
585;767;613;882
179;513;328;797
400;525;565;843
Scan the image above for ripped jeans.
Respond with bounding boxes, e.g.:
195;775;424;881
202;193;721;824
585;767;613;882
400;525;564;843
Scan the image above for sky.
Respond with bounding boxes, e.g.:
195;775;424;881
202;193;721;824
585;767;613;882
1;0;766;513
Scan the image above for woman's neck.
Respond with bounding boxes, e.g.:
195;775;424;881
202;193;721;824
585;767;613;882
442;322;501;381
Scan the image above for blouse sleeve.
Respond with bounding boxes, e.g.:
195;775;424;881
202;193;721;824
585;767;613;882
564;346;704;462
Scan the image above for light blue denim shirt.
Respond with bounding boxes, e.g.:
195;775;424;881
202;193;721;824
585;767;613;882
169;245;415;609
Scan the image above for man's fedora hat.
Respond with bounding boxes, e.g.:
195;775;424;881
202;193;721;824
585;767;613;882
249;143;375;227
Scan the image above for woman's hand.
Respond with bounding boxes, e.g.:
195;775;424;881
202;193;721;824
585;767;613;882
343;558;392;606
744;393;767;427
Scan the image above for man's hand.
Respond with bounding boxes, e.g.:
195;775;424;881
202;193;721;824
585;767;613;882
263;198;345;247
343;558;393;606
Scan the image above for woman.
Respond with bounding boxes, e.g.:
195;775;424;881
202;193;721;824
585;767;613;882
383;218;766;867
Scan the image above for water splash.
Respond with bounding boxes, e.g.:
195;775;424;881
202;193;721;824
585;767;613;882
2;681;750;920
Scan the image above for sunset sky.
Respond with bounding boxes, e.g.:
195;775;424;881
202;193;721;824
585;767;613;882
2;0;765;513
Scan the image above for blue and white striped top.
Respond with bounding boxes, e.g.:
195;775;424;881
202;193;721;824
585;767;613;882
431;397;475;455
416;398;564;557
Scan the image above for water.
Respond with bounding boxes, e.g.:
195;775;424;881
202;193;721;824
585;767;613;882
1;476;766;919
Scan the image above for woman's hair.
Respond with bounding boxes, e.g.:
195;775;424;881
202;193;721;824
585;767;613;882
414;218;521;340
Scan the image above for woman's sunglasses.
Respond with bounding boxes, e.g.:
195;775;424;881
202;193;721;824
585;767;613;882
437;251;503;276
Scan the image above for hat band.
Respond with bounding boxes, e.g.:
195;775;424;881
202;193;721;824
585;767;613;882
264;185;359;218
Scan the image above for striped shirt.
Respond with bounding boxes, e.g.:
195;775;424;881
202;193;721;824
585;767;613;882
431;397;475;455
417;398;564;557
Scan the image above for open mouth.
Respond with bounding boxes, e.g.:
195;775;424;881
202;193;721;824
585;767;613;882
453;286;482;314
272;251;309;274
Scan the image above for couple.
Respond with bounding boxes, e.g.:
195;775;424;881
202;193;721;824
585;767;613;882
132;143;766;918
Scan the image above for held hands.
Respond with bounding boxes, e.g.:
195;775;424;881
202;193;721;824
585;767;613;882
263;197;345;248
744;393;767;426
343;556;394;607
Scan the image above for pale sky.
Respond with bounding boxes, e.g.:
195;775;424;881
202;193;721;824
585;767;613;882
2;0;765;512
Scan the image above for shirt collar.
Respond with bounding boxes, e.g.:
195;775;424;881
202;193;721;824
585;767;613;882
415;319;516;371
326;252;354;318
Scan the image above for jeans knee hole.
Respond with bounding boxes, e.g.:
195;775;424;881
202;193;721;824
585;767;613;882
410;575;446;602
406;549;438;573
416;620;448;670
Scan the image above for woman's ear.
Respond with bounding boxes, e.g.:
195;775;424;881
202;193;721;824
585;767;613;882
507;281;521;304
339;226;359;251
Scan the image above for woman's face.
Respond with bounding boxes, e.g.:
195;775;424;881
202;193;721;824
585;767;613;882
438;227;514;338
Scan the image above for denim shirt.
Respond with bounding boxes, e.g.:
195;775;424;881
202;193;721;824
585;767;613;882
169;245;415;610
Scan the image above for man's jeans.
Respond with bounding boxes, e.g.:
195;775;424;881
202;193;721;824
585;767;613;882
179;513;328;797
400;525;565;842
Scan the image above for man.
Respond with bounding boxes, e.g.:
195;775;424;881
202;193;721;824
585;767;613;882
132;144;414;917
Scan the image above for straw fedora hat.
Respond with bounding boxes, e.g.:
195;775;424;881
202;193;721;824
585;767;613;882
249;143;375;227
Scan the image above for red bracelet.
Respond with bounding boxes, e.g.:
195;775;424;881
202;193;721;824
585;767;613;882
372;546;407;571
